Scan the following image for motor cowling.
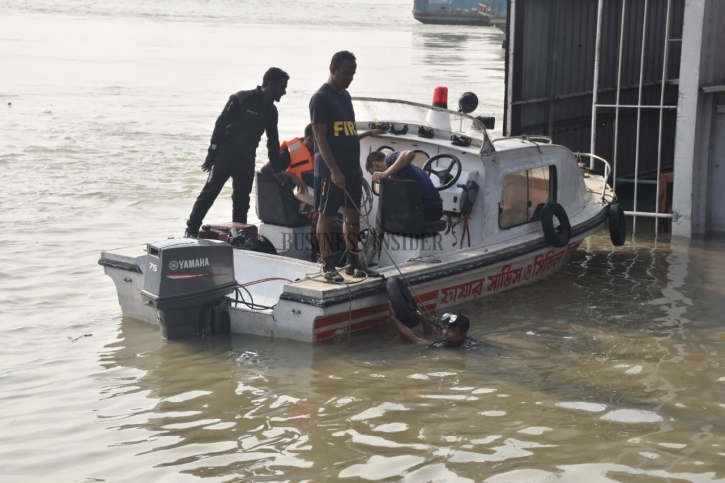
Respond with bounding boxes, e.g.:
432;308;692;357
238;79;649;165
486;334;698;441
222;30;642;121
141;238;237;340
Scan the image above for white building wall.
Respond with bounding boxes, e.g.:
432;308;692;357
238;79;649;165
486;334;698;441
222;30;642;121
673;0;725;237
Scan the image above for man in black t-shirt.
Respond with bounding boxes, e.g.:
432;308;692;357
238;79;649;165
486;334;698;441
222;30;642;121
185;67;289;238
310;50;382;282
389;303;472;349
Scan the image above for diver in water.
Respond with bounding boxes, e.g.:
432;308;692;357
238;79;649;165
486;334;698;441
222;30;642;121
388;302;472;349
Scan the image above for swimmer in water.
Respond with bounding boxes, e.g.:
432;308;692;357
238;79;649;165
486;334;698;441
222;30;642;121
388;302;472;349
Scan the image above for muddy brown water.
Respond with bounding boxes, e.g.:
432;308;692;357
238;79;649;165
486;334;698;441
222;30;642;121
2;1;725;480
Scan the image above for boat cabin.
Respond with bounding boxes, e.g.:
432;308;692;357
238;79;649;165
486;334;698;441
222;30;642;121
255;97;593;269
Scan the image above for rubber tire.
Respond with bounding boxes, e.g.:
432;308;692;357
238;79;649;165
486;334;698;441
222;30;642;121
242;236;278;255
259;236;278;255
541;202;572;248
608;202;627;246
386;276;419;328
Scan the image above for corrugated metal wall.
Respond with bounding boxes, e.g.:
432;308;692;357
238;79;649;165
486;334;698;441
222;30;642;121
505;0;684;179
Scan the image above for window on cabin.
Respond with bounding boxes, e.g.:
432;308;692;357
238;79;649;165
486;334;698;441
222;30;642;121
499;166;557;228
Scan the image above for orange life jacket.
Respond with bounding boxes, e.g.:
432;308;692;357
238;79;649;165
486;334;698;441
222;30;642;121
280;137;314;179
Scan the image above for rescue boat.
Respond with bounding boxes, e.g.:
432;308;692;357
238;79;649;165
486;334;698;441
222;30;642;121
99;89;624;342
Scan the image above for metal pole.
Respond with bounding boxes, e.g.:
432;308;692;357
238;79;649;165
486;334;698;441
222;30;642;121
589;0;605;169
624;211;674;219
655;0;673;234
612;0;627;196
505;0;516;136
632;0;649;237
597;104;676;109
616;179;658;185
672;0;706;238
546;0;561;139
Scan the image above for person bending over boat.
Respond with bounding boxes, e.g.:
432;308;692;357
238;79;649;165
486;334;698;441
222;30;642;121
261;124;346;262
185;67;289;238
310;50;383;282
260;123;315;193
388;303;472;349
366;150;444;231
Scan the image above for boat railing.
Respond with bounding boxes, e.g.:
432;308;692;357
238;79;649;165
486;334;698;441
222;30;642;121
491;134;553;145
352;97;495;155
521;134;553;144
524;135;553;144
574;152;612;204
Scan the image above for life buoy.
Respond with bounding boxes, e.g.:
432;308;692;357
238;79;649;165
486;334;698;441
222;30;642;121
540;202;571;248
385;276;419;328
608;202;627;246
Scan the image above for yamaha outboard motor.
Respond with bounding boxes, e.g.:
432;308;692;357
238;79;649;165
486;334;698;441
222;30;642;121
141;239;237;340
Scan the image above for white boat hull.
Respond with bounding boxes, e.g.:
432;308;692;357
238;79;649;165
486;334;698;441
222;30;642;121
102;212;606;343
274;224;602;342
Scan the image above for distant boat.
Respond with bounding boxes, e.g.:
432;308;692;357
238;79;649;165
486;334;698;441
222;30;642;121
482;0;507;30
413;0;507;27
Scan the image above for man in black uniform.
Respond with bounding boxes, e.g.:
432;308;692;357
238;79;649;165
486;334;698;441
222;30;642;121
185;67;289;238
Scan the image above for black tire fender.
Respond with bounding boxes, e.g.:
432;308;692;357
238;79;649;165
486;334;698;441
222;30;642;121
541;202;572;248
608;202;627;246
385;276;420;328
242;236;278;255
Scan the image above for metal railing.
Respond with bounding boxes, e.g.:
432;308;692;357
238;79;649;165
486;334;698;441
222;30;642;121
574;152;612;204
491;134;553;145
590;0;676;236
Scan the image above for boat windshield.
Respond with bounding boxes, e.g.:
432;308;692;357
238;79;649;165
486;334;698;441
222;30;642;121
352;97;494;152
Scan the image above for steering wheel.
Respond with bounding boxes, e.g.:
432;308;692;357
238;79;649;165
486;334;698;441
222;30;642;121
422;153;463;191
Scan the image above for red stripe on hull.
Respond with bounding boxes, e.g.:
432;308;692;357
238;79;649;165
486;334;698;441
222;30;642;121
415;290;439;303
312;288;441;341
313;302;389;330
314;315;389;341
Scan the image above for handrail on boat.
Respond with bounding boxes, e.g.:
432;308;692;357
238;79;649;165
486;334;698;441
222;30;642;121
491;134;553;144
573;152;612;204
523;135;553;144
351;96;496;155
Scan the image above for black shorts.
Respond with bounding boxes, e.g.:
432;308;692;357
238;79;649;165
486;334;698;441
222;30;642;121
314;173;363;217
